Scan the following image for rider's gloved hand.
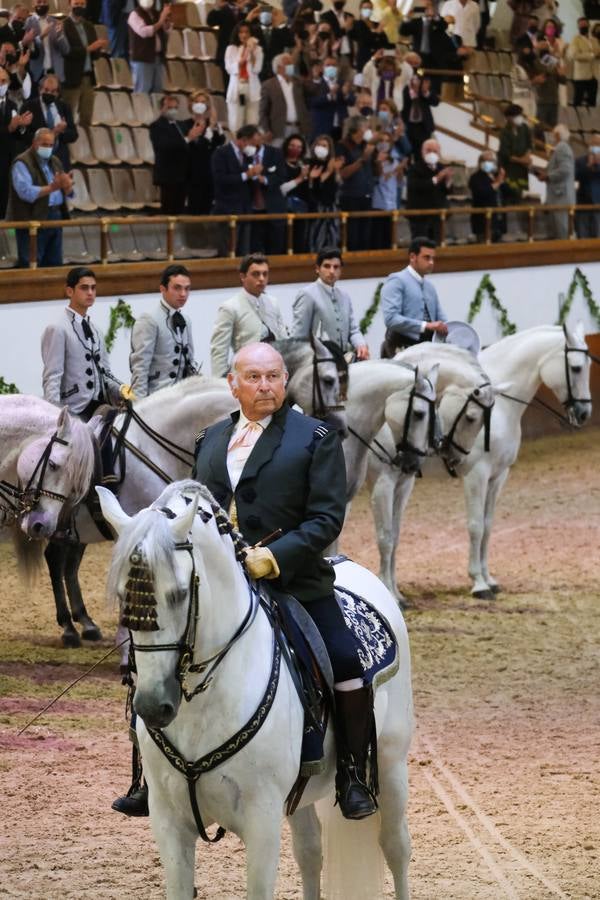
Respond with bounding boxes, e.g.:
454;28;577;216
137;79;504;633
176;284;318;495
120;384;136;402
244;547;280;580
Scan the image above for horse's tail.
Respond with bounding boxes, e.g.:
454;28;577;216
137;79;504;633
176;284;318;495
11;526;45;584
319;799;385;900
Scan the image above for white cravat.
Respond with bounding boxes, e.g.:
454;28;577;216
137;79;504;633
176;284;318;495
227;414;271;489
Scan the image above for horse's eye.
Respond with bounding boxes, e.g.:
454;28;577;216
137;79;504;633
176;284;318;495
48;460;58;471
571;365;583;374
413;409;426;420
323;376;335;387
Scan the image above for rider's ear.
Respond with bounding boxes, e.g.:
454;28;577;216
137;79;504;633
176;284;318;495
96;486;132;537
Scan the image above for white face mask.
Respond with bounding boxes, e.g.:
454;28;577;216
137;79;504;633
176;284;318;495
363;128;374;142
0;83;7;98
243;144;257;157
314;144;329;160
481;159;496;174
138;0;154;8
192;101;207;115
424;151;439;166
360;6;372;18
512;115;524;127
164;107;179;120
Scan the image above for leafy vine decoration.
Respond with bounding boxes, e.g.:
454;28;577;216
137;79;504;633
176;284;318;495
0;376;19;395
105;298;136;353
557;267;600;328
467;274;517;336
360;281;383;335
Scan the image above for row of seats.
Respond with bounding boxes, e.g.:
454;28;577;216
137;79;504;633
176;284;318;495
469;73;513;103
466;50;514;77
559;104;600;133
70;167;158;212
71;125;154;166
93;56;225;94
166;27;218;61
90;90;226;127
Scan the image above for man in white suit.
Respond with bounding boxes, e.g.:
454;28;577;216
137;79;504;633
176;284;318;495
129;264;199;398
210;253;288;377
291;248;369;359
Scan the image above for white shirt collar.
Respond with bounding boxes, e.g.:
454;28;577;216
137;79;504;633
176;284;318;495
67;307;89;324
160;298;181;318
241;286;264;305
407;265;424;285
317;277;336;294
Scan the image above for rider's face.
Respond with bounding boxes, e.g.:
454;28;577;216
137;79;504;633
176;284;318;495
67;277;97;316
316;257;342;286
228;346;288;421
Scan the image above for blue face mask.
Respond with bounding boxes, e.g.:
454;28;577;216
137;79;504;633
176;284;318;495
591;145;600;155
360;6;372;17
378;109;390;122
36;146;53;160
285;63;295;77
481;159;496;174
324;65;337;80
259;10;272;25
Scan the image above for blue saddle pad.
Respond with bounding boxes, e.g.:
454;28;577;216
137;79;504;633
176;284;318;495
334;584;399;689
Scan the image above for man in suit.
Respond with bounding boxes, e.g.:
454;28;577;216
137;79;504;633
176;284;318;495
306;57;355;142
399;0;452;91
41;266;126;420
193;340;379;820
292;248;369;358
252;5;294;80
130;264;199;398
210;253;287;377
247;134;288;255
0;4;37;52
62;0;108;127
18;74;77;170
380;236;448;353
212;124;263;256
536;123;575;240
25;0;70;85
149;94;205;214
0;64;31;218
406;138;453;242
259;52;310;145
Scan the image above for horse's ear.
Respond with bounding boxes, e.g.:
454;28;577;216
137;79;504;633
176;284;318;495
426;363;439;390
95;486;131;536
171;491;200;544
493;380;512;396
56;406;72;440
575;320;586;342
563;320;585;346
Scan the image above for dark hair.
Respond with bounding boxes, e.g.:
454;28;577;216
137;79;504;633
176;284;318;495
160;94;178;108
66;266;95;288
316;247;343;267
282;132;307;159
160;264;190;287
239;253;269;274
237;123;259;140
408;237;436;256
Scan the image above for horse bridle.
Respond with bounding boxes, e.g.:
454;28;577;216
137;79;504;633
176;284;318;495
309;336;347;421
563;326;594;412
0;431;73;524
441;382;494;462
396;372;440;461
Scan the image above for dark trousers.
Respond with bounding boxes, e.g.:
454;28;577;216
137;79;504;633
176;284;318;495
409;212;441;244
0;173;8;219
16;207;63;268
250;211;286;255
573;78;598;107
339;195;372;251
159;184;187;215
305;594;363;683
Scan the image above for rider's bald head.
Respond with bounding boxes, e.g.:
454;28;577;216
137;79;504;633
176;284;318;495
231;342;287;377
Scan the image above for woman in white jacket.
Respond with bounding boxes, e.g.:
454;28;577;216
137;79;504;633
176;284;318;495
225;24;264;133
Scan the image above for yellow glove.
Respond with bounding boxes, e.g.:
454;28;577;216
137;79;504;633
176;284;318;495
120;384;136;402
244;546;280;580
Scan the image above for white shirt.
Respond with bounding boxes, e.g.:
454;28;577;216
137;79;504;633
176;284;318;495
276;74;298;124
227;410;272;489
441;0;481;47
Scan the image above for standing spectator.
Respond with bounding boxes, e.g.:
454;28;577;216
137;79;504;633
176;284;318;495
372;0;402;45
182;91;226;215
306;56;354;141
149;94;205;214
0;40;32;107
211;124;262;256
0;5;37;52
127;0;171;93
9;127;73;268
405;138;453;241
18;74;77;171
575;135;600;238
307;134;342;250
207;0;239;78
468;149;509;242
247;132;288;255
101;0;132;59
477;0;491;49
531;18;565;127
372;132;407;248
441;0;480;49
225;23;264;133
26;1;69;86
567;17;600;108
259;52;310;145
350;0;390;72
320;0;355;67
515;13;540;67
336;116;377;251
62;0;107;127
399;1;450;92
498;104;532;203
362;49;413;113
401;73;438;160
254;4;294;79
280;132;310;251
508;0;545;47
535;122;574;239
0;65;30;218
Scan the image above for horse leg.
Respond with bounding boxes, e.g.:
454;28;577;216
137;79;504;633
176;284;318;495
64;542;103;641
462;466;495;600
390;475;416;606
243;806;283;899
44;541;80;647
150;813;197;900
369;467;401;600
480;468;510;594
377;756;411;900
288;804;322;900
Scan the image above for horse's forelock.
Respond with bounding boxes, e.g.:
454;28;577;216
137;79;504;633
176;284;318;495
107;507;178;608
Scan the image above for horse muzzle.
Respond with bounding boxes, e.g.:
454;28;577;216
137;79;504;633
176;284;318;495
567;402;591;427
396;450;422;476
134;680;181;729
20;510;57;540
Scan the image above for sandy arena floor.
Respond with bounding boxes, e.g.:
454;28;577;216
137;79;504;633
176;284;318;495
0;428;599;899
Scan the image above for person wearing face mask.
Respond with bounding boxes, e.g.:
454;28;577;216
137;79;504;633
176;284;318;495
182;91;226;215
225;23;264;132
349;0;390;72
127;0;171;93
508;0;545;48
468;150;509;242
8;126;73;268
567;17;600;108
212;124;264;256
371;132;407;248
575;134;600;238
18;74;77;171
306;134;342;250
149;95;203;214
247;4;294;80
534;122;574;239
0;64;30;218
0;4;36;52
362;49;419;114
406;138;453;242
62;0;108;127
259;51;310;145
440;0;480;50
25;1;69;85
498;103;532;203
336;115;377;250
0;40;33;107
401;73;439;160
306;57;354;141
530;17;565;128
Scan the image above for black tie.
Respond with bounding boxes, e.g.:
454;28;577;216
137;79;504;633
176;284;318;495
172;311;186;332
82;318;94;342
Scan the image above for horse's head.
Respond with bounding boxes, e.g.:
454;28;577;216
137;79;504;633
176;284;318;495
18;408;95;539
437;380;496;473
384;366;439;475
540;322;592;427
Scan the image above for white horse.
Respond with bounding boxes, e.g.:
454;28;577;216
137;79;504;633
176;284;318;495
97;480;414;900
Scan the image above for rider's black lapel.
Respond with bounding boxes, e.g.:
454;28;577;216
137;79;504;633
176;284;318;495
208;420;236;495
238;415;285;485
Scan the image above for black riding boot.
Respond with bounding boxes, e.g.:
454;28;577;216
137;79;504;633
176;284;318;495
111;743;149;817
334;686;378;820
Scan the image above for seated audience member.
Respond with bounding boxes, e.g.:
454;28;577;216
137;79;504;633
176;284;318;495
26;1;69;86
149;94;201;215
225;23;264;133
307;133;342;250
498;103;532;203
1;64;31;218
468;149;509;242
9;126;73;268
349;0;390;72
336;115;377;250
575;135;600;238
18;74;77;171
306;57;354;142
259;52;310;146
211;124;262;256
62;0;108;127
406;138;452;241
127;0;171;94
182;90;226;215
401;73;439;160
0;40;33;107
372;132;407;248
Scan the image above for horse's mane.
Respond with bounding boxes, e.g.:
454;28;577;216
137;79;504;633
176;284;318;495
133;374;229;415
64;415;97;502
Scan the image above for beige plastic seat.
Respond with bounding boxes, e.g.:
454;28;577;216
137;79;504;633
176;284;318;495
111;91;141;126
167;28;185;58
131;92;155;125
150;92;163;116
183;2;202;27
63;225;100;264
131;222;169;260
91;90;118;126
111;57;133;90
187;59;208;89
167;60;191;92
200;29;217;59
107;223;145;262
204;61;224;93
132;127;155;164
111;126;144;165
70;168;98;212
210;92;227;126
70;127;99;165
132;167;160;208
89;125;120;164
183;28;202;58
0;230;18;268
110;168;145;210
87;168;122;210
93;57;113;89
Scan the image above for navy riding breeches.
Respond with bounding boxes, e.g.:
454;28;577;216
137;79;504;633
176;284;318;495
304;594;364;683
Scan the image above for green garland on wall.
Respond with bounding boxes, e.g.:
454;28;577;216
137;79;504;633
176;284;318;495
360;281;383;335
0;376;19;395
557;267;600;329
105;298;136;353
467;274;517;336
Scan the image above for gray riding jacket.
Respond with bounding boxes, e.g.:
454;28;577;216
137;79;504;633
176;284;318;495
129;300;198;398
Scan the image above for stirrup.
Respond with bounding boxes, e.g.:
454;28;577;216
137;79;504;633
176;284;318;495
111;782;149;817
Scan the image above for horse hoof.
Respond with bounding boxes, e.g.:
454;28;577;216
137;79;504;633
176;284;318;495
82;625;103;642
62;628;81;648
489;583;501;594
472;589;495;601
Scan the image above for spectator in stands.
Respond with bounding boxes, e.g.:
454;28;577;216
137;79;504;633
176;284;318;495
279;132;310;250
498;104;532;203
401;73;438;161
101;0;132;59
534;122;574;239
399;1;449;92
567;17;600;108
306;56;354;141
246;129;288;254
9;126;73;268
468;149;509;243
441;0;480;50
406;138;452;241
0;5;37;52
319;0;354;68
62;0;108;127
515;13;540;69
372;0;402;45
127;0;171;93
251;4;294;80
476;0;491;49
336;115;377;251
574;135;600;238
0;40;32;107
26;1;69;86
0;65;29;218
212;123;262;256
292;247;369;358
531;18;565;127
361;49;415;113
259;52;310;146
183;91;226;216
149;94;205;215
508;0;545;48
372;131;407;248
18;74;77;171
350;0;390;72
210;252;287;377
225;23;264;133
307;134;342;250
208;0;240;78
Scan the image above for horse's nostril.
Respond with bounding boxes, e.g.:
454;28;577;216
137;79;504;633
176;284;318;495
31;521;44;535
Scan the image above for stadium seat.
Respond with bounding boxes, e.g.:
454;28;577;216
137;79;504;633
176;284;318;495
131;222;169;260
70;169;98;212
0;229;17;268
187;59;208;89
70;127;98;165
110;168;145;210
89;125;120;164
560;106;581;132
107;223;145;262
174;222;219;258
132;127;155;164
183;28;202;59
87;168;121;210
204;61;224;93
182;2;202;28
93;56;113;90
63;225;100;265
111;126;144;165
111;57;134;90
95;23;109;43
132;92;155;125
91;90;118;126
112;91;141;126
150;92;163;117
166;60;191;92
132;168;160;208
167;28;185;58
200;28;217;59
